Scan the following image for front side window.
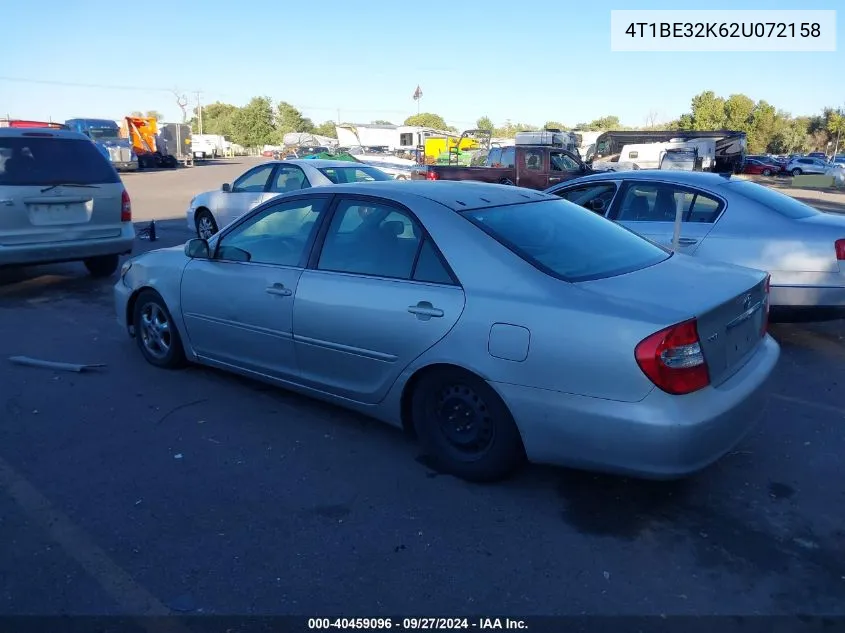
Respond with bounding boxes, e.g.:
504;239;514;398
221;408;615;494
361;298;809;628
500;147;515;168
555;183;618;214
550;152;580;172
216;197;327;266
615;182;722;223
464;199;668;282
232;164;274;193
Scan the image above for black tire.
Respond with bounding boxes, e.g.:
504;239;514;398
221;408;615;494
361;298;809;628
792;168;802;176
132;289;186;369
195;209;218;239
762;168;772;176
83;254;119;278
411;367;526;482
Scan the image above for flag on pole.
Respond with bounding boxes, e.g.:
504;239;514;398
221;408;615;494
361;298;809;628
413;85;423;101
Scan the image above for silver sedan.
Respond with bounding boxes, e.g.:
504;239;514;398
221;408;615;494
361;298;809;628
546;170;845;322
116;181;779;482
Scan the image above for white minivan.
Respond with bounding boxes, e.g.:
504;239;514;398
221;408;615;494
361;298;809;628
0;127;135;276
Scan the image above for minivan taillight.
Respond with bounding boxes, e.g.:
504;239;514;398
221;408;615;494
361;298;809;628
835;239;845;260
121;189;132;222
635;318;710;395
426;169;439;180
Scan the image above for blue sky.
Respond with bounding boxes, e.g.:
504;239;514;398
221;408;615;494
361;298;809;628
0;0;839;129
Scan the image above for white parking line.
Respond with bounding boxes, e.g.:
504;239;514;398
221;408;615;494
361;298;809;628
771;393;845;417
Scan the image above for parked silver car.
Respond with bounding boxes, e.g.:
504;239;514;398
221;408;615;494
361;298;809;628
786;156;829;176
0;127;135;276
117;181;779;482
547;170;845;322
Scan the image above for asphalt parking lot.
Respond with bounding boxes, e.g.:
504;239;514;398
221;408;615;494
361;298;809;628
1;159;844;618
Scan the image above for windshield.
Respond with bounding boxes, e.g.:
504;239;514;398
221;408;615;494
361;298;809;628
0;136;119;186
724;179;819;219
87;127;121;141
463;199;670;282
318;166;392;183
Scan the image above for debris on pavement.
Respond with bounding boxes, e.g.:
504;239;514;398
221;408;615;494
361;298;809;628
173;453;183;460
9;355;106;373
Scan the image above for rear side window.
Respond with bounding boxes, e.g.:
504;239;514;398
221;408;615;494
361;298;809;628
463;199;669;282
0;136;119;186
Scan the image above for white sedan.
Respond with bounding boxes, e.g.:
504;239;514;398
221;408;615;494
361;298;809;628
186;159;392;239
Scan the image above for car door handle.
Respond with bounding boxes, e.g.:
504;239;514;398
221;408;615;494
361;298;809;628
408;301;444;319
677;237;698;245
0;198;13;206
548;176;561;182
266;283;292;297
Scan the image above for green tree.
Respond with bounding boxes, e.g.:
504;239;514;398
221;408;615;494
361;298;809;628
371;119;394;125
230;96;275;148
276;101;314;137
191;102;239;136
688;91;727;130
404;112;450;130
313;120;338;138
748;101;778;153
543;120;567;130
574;116;622;131
476;116;494;132
723;94;754;132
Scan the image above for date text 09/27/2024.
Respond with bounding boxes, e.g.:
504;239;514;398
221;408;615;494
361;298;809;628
624;22;821;39
307;618;527;630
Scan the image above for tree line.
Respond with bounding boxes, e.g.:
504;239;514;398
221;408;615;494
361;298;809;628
183;93;844;154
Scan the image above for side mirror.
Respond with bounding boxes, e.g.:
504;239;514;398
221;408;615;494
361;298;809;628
185;238;210;259
221;183;231;192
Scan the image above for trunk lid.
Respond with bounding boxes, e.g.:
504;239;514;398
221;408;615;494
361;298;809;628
578;253;768;386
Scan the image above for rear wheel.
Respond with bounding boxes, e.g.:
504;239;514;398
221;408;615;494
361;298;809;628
195;209;218;239
411;367;525;482
792;168;802;176
132;289;186;369
762;168;772;176
84;254;119;278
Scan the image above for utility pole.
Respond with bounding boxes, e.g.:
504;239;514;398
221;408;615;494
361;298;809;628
834;105;843;159
195;91;203;134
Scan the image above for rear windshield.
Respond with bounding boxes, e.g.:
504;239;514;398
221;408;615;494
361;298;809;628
0;136;119;186
318;166;392;183
723;179;818;219
463;199;670;282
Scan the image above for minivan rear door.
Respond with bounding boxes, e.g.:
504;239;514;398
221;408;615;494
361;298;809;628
0;132;124;246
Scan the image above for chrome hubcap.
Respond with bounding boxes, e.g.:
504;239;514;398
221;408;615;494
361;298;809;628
197;215;215;239
139;302;171;359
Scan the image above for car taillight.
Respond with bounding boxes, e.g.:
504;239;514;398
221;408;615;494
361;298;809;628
761;274;771;336
426;169;439;180
635;318;710;396
121;189;132;222
835;239;845;260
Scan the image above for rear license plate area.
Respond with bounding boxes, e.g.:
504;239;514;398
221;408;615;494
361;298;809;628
725;309;762;367
27;204;89;225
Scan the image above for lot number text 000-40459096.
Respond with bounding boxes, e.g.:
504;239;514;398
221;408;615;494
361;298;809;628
609;9;836;52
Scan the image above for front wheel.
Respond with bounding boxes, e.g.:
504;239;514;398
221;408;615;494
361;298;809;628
762;168;772;176
132;289;186;369
411;367;526;482
195;209;218;239
84;254;119;278
792;168;802;176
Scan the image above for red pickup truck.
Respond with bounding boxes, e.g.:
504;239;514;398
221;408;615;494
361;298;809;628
411;144;592;190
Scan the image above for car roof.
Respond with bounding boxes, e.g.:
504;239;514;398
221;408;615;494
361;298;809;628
568;169;736;187
0;128;90;141
284;159;372;168
302;180;556;211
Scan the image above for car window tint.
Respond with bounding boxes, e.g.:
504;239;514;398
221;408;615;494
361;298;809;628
617;183;721;223
464;199;668;282
524;150;542;170
232;164;274;193
0;137;119;186
216;198;326;266
318;166;391;183
270;166;310;193
318;200;421;279
550;152;580;172
723;179;818;219
556;183;617;215
412;238;454;285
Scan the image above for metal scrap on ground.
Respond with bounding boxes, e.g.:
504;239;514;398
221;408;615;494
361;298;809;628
8;356;106;373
